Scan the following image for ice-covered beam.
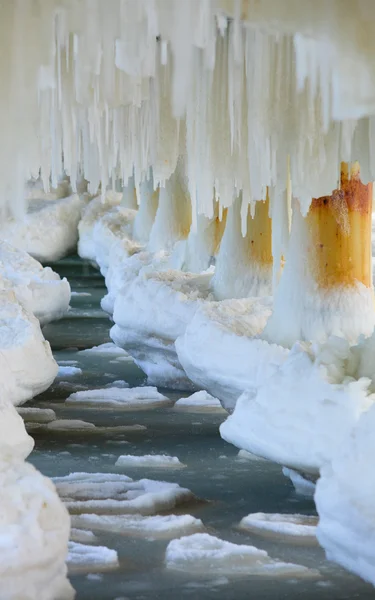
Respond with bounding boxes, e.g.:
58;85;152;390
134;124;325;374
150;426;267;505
263;163;375;346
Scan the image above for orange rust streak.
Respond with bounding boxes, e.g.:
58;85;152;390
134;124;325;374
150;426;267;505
213;207;228;255
247;191;273;266
308;163;372;289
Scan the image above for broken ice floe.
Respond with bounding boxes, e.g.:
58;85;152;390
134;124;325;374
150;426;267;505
238;513;318;544
67;541;119;573
115;454;186;469
54;472;196;515
174;391;226;413
66;386;172;409
71;513;204;539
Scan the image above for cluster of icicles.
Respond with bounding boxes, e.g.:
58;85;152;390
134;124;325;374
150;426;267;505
3;0;375;221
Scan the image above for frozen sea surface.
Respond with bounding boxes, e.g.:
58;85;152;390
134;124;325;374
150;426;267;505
26;256;375;599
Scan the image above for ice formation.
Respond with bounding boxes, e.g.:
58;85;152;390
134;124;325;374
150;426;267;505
0;241;70;325
0;193;86;263
165;533;318;578
174;390;225;413
54;472;196;516
0;395;71;600
115;454;186;469
238;513;318;543
67;541;119;573
315;403;375;586
0;291;57;406
71;513;204;539
66;386;171;409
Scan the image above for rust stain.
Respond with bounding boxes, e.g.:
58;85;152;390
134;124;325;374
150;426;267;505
247;190;273;266
308;162;372;289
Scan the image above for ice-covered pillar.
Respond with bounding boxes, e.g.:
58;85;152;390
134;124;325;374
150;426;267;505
263;162;375;346
211;192;273;300
132;178;160;245
147;167;192;254
121;174;138;209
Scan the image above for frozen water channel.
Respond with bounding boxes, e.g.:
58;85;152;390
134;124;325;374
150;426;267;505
27;257;375;599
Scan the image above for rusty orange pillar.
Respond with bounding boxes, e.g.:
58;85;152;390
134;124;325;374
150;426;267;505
306;162;372;292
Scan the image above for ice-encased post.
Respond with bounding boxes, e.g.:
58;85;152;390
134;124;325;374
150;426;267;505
211;191;273;300
263;162;375;346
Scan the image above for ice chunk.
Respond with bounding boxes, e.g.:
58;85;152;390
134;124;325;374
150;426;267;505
282;468;316;497
239;513;318;543
165;533;319;577
57;366;83;377
174;391;226;413
16;407;56;423
72;513;204;539
115;454;186;469
53;472;196;515
66;386;171;409
71;292;91;297
237;449;266;462
79;343;130;356
70;528;98;544
46;419;96;431
67;541;119;573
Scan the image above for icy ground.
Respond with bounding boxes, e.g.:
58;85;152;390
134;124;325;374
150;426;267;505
24;256;375;600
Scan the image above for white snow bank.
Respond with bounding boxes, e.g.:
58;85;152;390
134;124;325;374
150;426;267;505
17;407;56;423
111;270;213;389
57;366;82;377
0;291;58;406
239;513;318;542
174;391;225;412
72;513;204;539
54;472;196;515
165;533;318;578
67;541;119;573
92;205;136;275
115;454;186;469
176;296;282;411
78;192;122;263
0;395;71;599
0;193;85;262
220;336;374;473
316;403;375;586
66;386;171;409
0;241;70;325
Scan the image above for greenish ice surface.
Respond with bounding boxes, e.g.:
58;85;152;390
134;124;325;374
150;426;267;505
25;256;375;600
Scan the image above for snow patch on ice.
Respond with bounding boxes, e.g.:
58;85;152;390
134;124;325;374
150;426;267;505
67;541;119;573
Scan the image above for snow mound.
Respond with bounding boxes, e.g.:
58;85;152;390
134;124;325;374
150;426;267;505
78;192;122;264
66;386;171;409
0;240;70;325
0;291;58;406
72;513;204;539
239;513;318;543
0;397;71;600
111;269;212;389
316;403;375;586
220;337;374;473
0;193;85;262
67;541;119;573
92;205;136;275
115;454;186;469
53;472;196;515
176;296;283;412
165;533;318;578
17;407;56;423
174;391;225;413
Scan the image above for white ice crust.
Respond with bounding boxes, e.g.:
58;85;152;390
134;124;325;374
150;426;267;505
0;193;86;263
316;403;375;586
0;241;71;325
